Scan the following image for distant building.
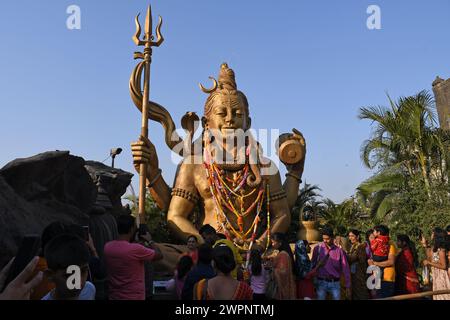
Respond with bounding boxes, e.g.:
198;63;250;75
432;76;450;131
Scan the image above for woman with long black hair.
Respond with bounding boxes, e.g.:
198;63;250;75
166;255;194;299
348;229;369;300
266;233;296;300
422;228;450;300
395;234;420;295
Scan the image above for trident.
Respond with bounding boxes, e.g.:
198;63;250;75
130;5;164;228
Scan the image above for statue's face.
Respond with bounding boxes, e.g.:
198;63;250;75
205;93;249;133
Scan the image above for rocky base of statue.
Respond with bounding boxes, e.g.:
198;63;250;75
0;151;133;267
0;151;95;266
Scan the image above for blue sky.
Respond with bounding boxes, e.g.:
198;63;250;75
0;0;449;202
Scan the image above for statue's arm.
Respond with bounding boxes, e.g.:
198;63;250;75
166;160;201;242
282;169;303;211
269;171;291;233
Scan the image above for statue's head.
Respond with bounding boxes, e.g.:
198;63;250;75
200;63;251;133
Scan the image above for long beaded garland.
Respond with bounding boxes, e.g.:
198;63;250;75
265;182;271;252
203;136;271;251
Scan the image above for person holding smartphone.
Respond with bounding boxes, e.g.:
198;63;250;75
103;215;163;300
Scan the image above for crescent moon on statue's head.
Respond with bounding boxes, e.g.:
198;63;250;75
199;77;218;94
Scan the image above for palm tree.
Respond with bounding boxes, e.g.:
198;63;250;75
319;198;360;234
287;183;323;242
356;90;450;231
292;183;323;221
358;90;444;196
356;167;405;220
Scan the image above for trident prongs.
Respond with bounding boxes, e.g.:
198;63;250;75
144;5;152;41
132;13;142;46
133;5;164;47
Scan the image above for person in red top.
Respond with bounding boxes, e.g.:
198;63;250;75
395;235;420;295
186;235;199;265
104;215;163;300
371;225;390;263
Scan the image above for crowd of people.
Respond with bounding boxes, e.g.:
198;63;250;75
0;216;449;300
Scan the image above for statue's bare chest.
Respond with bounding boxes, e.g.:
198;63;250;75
195;165;261;208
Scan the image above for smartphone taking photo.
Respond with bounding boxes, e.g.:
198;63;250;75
2;235;41;291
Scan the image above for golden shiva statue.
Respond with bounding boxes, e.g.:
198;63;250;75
130;62;306;250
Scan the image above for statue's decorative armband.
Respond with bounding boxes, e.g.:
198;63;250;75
171;187;200;204
270;189;287;202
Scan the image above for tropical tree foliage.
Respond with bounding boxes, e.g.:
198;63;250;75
358;91;448;195
292;183;323;221
318;198;366;235
357;90;449;220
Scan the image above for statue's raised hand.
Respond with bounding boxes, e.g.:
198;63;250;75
131;135;160;180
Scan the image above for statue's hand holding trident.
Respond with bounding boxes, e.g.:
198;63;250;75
131;135;159;184
129;4;164;230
